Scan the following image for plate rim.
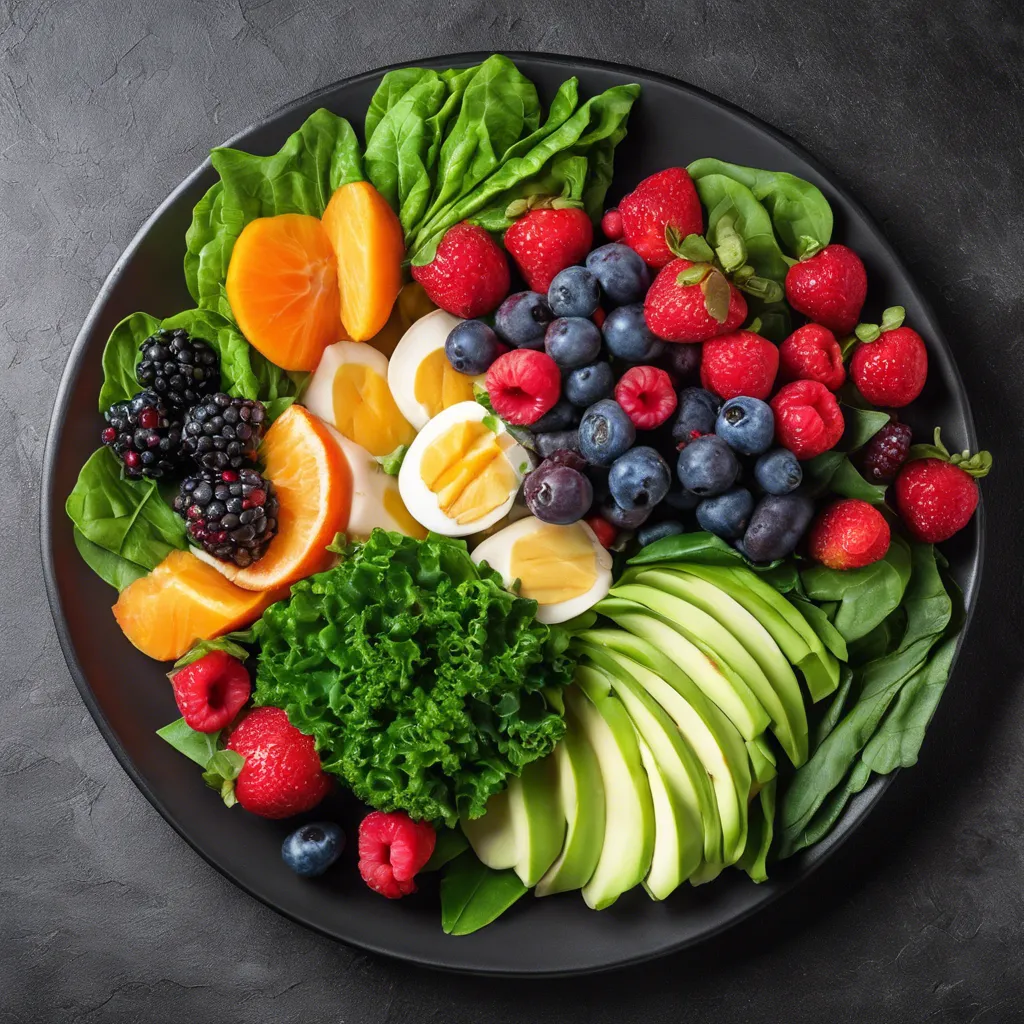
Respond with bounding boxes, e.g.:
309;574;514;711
40;49;985;977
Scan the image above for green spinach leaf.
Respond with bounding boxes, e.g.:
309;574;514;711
804;452;888;504
365;67;437;141
423;828;470;872
790;596;849;661
842;406;891;451
174;628;258;669
98;312;161;410
738;779;776;882
156;718;221;768
72;527;148;592
440;850;528;935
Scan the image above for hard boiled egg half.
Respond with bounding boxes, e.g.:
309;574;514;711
398;401;532;537
304;340;416;457
471;516;613;624
387;309;484;430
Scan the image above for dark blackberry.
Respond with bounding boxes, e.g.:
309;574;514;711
181;393;266;471
101;390;184;479
857;420;913;485
137;328;220;410
174;467;279;567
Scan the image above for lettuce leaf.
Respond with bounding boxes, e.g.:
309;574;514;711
252;530;573;826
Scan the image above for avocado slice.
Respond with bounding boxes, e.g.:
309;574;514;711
508;756;566;887
536;702;605;897
571;674;655;910
632;568;809;766
746;735;778;784
579;625;750;865
461;787;516;870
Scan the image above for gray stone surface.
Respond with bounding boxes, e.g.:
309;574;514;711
3;0;1023;1020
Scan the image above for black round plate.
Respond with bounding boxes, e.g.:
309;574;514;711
41;53;983;976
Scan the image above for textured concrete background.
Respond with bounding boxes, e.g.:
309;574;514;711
3;0;1024;1020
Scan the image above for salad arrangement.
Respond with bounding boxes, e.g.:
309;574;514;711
65;55;989;936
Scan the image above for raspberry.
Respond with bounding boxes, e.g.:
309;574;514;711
700;331;779;401
485;349;561;425
584;514;617;548
171;650;251;733
358;810;436;899
779;323;846;391
770;380;845;460
600;208;624;240
856;420;913;484
614;365;678;429
808;498;891;570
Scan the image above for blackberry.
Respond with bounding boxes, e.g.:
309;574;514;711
857;420;913;485
137;328;220;410
101;390;184;479
181;393;266;471
174;467;278;567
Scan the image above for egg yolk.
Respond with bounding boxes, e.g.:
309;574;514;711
383;488;428;539
413;349;478;418
419;420;518;525
332;363;416;457
510;524;597;605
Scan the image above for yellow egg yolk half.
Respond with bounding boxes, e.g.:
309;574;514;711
332;363;416;457
419;420;518;525
383;488;428;539
413;349;479;419
510;524;598;605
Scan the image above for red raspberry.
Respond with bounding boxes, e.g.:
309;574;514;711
226;707;332;819
600;208;624;240
171;650;251;733
614;365;678;429
700;331;779;401
644;259;747;343
411;222;510;318
785;243;867;334
894;458;980;543
584;514;617;548
358;810;436;899
779;323;846;391
504;206;593;293
856;420;913;484
808;498;891;570
619;168;704;268
850;313;928;408
770;380;845;460
485;349;561;425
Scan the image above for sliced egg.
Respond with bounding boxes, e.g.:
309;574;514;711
304;340;416;458
398;401;532;537
471;516;613;624
387;308;484;430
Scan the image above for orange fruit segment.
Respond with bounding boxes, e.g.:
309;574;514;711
322;181;405;342
113;550;281;662
226;213;347;371
207;405;351;591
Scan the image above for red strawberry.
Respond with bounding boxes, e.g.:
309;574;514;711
619;168;704;268
503;205;593;293
785;243;867;334
411;222;510;318
584;514;617;549
809;498;891;570
771;380;845;460
485;348;561;425
358;810;436;899
171;650;251;733
615;365;678;429
893;428;991;542
779;323;846;391
849;306;928;408
226;706;332;819
701;330;779;401
644;259;747;343
600;208;624;241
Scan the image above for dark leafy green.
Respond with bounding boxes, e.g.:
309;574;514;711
790;596;849;662
98;312;161;409
627;530;786;575
156;717;221;767
842;406;891;451
173;628;258;669
423;828;470;872
72;527;148;592
738;779;776;883
440;850;528;935
803;451;888;504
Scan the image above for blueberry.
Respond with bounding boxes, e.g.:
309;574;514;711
494;291;553;349
676;434;740;496
600;495;652;530
548;266;601;318
715;396;775;455
754;448;803;495
602;304;665;363
545;317;603;370
524;461;594;524
445;321;506;375
637;519;685;547
696;486;755;540
535;429;580;458
656;343;702;387
585;243;651;306
664;481;701;511
546;448;588;471
530;398;579;434
742;493;815;562
578;399;637;466
671;387;721;445
564;360;614;407
281;822;345;878
608;446;672;511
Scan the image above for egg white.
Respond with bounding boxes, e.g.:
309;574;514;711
303;340;392;434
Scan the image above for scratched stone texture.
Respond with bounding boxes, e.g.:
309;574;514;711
2;0;1024;1021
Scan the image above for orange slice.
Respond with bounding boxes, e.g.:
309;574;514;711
226;213;347;371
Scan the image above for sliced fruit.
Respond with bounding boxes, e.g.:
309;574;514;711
746;736;778;785
462;787;517;870
113;549;281;662
637;735;694;900
508;757;566;887
322;181;405;341
226;213;345;371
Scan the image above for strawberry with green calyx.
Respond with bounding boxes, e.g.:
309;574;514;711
503;195;593;293
643;254;747;343
619;167;704;268
849;305;928;408
894;428;991;543
666;226;785;304
785;242;868;334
